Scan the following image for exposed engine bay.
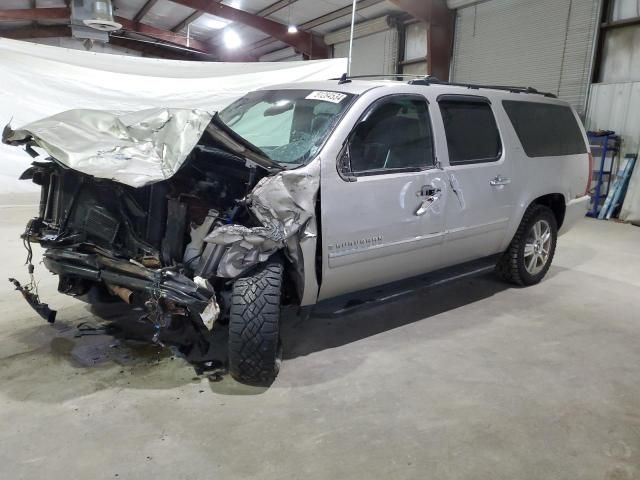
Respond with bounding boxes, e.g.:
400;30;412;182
3;107;320;353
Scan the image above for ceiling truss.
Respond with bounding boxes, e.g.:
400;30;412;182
168;0;328;58
0;0;435;64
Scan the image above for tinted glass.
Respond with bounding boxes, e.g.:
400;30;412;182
219;89;354;166
439;99;502;164
348;98;434;174
502;101;587;157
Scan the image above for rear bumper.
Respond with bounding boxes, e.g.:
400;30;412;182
559;195;589;236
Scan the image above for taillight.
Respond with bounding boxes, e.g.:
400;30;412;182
586;152;593;195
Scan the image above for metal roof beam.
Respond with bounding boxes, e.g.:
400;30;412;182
115;16;215;54
0;25;71;39
170;10;204;32
257;0;298;17
168;0;328;58
29;0;38;27
133;0;161;23
0;24;201;60
0;7;69;21
249;0;384;52
109;35;204;59
0;8;215;57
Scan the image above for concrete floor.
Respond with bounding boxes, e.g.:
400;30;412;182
1;201;639;480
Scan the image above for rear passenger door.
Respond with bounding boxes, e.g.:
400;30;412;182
437;95;515;262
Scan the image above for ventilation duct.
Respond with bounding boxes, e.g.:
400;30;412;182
71;0;122;43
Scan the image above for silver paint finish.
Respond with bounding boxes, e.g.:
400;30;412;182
3;108;213;188
294;79;590;305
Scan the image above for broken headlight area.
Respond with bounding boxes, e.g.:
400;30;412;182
5;109;318;353
17;151;262;337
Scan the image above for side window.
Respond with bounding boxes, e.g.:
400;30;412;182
345;97;434;175
438;97;502;165
502;101;588;157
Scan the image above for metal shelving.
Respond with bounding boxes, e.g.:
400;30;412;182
587;131;620;218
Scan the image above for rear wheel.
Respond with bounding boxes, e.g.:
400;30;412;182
228;259;283;385
496;204;557;286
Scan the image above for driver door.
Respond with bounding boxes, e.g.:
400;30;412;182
318;94;448;300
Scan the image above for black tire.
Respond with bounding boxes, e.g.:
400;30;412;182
496;204;558;286
228;259;283;385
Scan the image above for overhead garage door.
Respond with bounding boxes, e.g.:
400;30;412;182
328;16;399;77
451;0;601;114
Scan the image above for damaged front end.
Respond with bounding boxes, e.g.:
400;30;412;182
3;107;319;351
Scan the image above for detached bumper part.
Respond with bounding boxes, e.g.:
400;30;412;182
42;249;215;327
8;277;57;323
12;249;220;333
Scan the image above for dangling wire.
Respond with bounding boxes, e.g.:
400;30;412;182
21;224;38;297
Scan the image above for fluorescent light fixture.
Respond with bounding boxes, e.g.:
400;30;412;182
286;1;297;34
223;29;242;49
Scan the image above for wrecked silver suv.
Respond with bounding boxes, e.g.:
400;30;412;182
5;79;591;384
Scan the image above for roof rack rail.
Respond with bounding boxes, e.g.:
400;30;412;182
408;76;557;98
331;73;557;98
332;73;427;84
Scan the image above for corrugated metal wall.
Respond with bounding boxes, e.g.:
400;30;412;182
451;0;601;114
329;16;399;76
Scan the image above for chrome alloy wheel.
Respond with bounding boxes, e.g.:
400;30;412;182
524;219;552;275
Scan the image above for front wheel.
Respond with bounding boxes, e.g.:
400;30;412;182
496;204;558;286
228;259;283;385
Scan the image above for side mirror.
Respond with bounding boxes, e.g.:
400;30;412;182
337;143;357;182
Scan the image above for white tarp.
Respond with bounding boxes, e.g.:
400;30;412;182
0;38;346;193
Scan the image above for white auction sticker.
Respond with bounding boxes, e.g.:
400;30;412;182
305;91;348;103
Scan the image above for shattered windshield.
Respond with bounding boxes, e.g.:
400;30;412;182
219;89;355;166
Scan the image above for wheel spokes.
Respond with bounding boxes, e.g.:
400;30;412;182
533;221;541;239
524;243;536;257
524;219;552;275
541;228;551;244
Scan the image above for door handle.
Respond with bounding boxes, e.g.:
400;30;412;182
490;175;511;187
415;192;441;216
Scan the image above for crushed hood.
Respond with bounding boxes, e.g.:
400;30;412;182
3;108;281;188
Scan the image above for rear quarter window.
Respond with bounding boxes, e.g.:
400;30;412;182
502;100;587;157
